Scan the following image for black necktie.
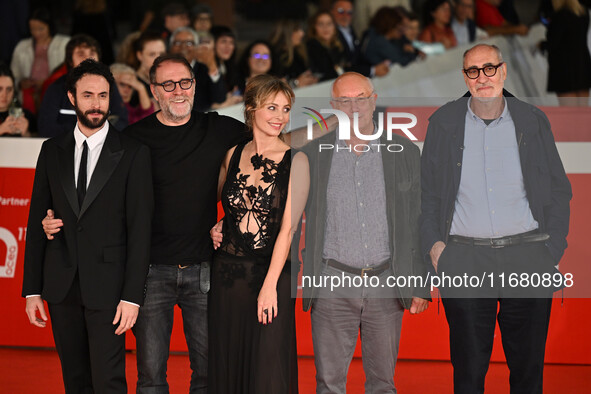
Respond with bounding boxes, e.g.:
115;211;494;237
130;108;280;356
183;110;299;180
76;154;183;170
77;141;88;206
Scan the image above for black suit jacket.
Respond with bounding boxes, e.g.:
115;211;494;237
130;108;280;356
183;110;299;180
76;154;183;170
22;125;154;309
336;27;372;77
193;61;227;112
299;131;429;312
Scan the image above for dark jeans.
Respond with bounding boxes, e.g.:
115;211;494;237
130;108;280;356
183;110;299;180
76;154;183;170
133;264;208;394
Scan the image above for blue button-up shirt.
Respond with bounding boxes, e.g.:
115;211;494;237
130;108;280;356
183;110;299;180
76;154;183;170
450;98;538;238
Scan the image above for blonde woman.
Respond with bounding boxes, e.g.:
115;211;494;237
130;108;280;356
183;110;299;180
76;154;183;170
209;74;309;393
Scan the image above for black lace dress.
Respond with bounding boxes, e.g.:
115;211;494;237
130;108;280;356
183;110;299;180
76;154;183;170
208;142;298;394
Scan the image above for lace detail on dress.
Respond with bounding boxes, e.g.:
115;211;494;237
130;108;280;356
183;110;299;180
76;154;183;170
220;143;291;258
225;153;279;249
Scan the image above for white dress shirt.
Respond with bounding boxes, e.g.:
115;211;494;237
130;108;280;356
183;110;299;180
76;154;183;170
74;121;109;188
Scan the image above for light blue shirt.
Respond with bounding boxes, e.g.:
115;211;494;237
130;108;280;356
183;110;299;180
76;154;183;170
451;18;470;46
450;98;538;238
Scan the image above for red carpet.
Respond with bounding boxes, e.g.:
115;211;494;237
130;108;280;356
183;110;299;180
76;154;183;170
1;347;589;393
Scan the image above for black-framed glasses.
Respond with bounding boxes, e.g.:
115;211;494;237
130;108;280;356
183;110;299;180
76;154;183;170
463;62;504;79
154;78;194;92
337;7;353;15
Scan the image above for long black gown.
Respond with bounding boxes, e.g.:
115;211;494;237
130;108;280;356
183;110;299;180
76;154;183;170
208;142;298;394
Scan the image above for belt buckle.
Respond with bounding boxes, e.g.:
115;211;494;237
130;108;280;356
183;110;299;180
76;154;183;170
490;239;505;249
360;267;371;277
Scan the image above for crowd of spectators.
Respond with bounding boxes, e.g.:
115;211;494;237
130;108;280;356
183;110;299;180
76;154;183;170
1;0;589;138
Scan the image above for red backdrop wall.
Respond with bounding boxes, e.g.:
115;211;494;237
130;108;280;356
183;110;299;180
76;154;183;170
1;107;590;364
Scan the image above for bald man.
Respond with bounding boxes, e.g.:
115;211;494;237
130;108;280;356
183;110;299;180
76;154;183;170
300;72;430;394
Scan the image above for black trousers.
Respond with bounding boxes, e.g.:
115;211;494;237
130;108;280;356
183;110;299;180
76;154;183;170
439;241;555;394
48;276;126;394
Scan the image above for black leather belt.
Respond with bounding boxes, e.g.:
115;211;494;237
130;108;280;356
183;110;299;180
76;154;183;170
324;259;390;277
449;231;549;248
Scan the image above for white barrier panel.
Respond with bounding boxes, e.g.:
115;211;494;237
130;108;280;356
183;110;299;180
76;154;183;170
1;138;588;174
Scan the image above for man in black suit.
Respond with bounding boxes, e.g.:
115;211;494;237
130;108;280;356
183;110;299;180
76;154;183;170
330;0;390;78
22;59;154;393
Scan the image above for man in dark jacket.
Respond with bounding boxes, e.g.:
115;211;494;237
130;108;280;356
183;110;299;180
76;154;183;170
330;0;389;78
420;44;571;394
300;72;429;394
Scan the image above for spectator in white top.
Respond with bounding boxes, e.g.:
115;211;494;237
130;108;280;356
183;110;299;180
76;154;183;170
10;7;69;113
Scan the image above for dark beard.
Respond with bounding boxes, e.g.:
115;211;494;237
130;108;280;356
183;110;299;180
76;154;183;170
74;104;109;130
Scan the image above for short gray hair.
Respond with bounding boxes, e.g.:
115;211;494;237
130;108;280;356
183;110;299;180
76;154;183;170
169;27;199;49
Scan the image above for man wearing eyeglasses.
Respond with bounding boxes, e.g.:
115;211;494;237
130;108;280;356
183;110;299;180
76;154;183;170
330;0;390;78
420;44;571;393
104;53;248;393
299;71;430;393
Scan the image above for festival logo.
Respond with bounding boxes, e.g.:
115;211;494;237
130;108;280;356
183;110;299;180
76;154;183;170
0;227;17;278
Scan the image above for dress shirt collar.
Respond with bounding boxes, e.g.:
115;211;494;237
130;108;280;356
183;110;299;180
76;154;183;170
337;25;355;50
74;121;109;151
467;97;509;126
